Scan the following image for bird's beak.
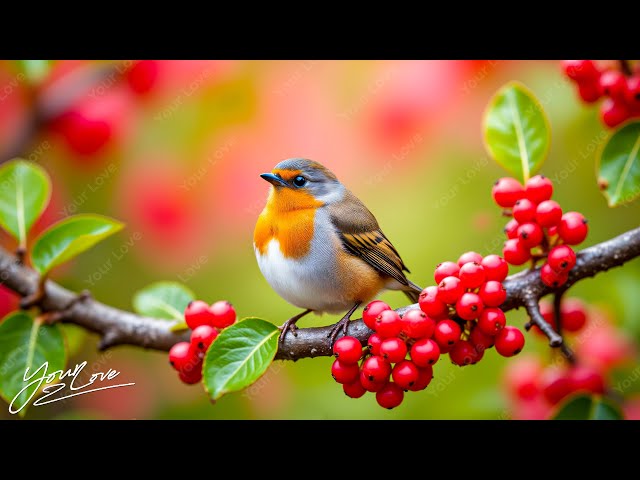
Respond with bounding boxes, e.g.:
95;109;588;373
260;173;288;187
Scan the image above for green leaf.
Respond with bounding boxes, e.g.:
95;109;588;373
14;60;53;84
31;214;124;275
0;312;66;417
553;394;624;420
596;121;640;207
0;159;51;246
132;281;195;322
203;318;279;401
483;81;551;182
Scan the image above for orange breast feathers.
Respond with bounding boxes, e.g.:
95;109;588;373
254;186;323;259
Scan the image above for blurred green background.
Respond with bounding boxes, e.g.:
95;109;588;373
0;60;638;419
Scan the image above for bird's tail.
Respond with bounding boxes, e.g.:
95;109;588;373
403;281;423;304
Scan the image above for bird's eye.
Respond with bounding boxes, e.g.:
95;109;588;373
292;176;307;187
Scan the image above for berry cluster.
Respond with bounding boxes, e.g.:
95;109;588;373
333;252;524;410
168;300;236;385
561;60;640;127
493;175;588;288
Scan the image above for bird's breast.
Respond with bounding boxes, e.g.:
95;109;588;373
254;206;318;260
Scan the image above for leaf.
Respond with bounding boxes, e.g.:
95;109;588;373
132;281;195;322
0;159;51;246
0;312;66;417
31;214;124;275
553;394;624;420
483;81;551;182
14;60;53;84
596;121;640;207
203;318;279;401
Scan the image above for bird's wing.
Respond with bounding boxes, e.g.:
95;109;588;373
328;189;411;286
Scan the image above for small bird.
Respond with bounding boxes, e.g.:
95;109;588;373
254;158;422;344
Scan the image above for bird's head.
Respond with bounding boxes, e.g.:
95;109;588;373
260;158;344;210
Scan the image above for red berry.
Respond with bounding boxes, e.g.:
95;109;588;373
433;319;462;349
525;175;553;204
503;355;543;401
333;336;363;364
601;98;630;128
449;340;483;366
367;333;383;355
495;326;525;357
434;261;460;283
540;262;569;288
375;310;403;338
561;298;587;332
504;219;520;239
469;326;495;350
179;363;203;384
512;198;537;223
392;360;420;389
624;76;640;107
536;200;563;227
492;178;525;208
419;286;449;319
548;225;559;237
53;111;112;156
127;60;159;95
541;367;572;405
209;301;236;329
190;325;219;353
479;280;507;307
363;300;391;330
457;251;483;267
477;308;506;336
517;222;544;248
458;262;486;289
578;81;602;103
599;70;627;100
184;300;214;329
343;380;367;399
503;238;531;265
408;366;434;391
561;60;600;82
376;382;404;409
379;337;408;363
410;338;441;367
568;365;605;394
169;341;196;372
547;245;576;273
455;292;484;320
331;359;360;384
360;370;388;392
401;309;435;339
362;355;392;383
558;212;588;245
437;276;464;304
481;255;509;282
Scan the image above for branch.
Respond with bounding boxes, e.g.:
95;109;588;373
0;227;638;358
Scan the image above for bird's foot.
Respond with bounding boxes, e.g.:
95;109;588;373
278;318;300;343
327;316;351;347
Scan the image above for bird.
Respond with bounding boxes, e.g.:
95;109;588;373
253;158;422;345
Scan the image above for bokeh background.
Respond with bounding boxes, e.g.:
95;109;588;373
0;60;638;419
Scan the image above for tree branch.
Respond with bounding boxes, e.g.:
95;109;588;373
0;227;638;359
